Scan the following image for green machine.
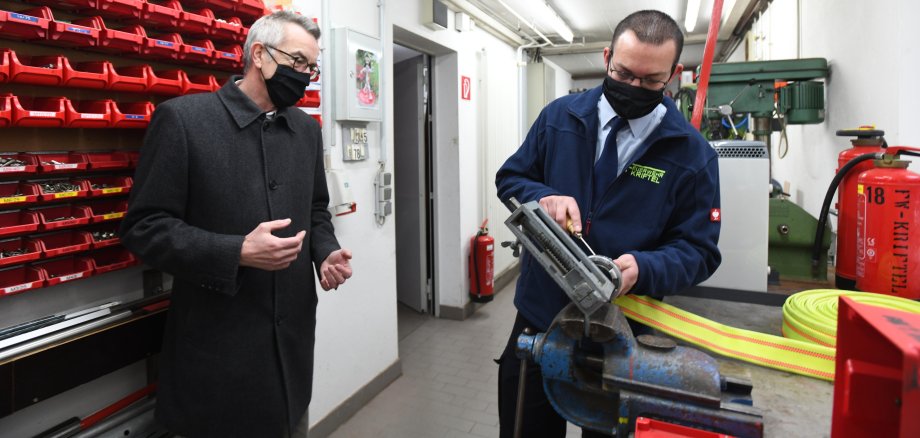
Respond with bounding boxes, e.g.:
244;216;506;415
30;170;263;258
768;197;832;282
696;58;828;145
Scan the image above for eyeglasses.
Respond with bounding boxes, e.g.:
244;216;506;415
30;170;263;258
608;66;669;90
265;45;320;80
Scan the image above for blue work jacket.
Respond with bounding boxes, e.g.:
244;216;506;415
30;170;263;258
496;86;721;330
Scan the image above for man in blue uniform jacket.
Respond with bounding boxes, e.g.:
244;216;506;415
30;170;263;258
495;10;721;438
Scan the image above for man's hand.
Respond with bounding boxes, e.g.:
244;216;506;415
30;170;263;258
539;195;582;233
613;254;639;297
320;249;353;291
240;219;306;271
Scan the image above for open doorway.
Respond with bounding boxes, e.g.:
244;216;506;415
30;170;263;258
394;42;434;338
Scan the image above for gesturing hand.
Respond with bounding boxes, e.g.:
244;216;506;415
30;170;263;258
539;195;583;233
320;249;353;291
239;218;306;271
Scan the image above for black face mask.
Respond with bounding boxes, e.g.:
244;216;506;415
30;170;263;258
263;64;311;109
602;75;664;120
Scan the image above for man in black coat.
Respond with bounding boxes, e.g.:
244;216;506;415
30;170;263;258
120;11;352;438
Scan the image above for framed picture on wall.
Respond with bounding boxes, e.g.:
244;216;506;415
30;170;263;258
333;27;383;121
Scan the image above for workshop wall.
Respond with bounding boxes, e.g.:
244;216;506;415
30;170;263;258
741;0;920;222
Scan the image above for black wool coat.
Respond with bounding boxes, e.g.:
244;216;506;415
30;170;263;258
120;77;340;438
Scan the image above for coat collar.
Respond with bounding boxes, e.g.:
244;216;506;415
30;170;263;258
217;76;295;132
567;85;690;143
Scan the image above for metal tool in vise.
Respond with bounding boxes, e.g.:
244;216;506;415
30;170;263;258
502;198;764;437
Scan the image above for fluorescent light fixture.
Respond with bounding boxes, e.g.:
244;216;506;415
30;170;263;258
542;2;574;43
685;0;701;32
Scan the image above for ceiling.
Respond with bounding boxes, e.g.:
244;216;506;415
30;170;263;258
462;0;759;79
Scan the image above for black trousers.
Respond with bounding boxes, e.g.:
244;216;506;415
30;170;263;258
497;312;652;438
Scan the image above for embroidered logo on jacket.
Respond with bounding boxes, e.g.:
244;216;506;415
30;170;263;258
627;164;666;184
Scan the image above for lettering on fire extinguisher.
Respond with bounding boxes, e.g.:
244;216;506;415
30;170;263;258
891;189;910;293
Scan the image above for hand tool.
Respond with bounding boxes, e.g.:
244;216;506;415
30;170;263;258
566;217;595;256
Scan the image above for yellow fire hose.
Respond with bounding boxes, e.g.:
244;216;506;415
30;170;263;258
614;289;920;381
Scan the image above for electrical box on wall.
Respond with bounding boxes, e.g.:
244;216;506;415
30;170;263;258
375;171;392;219
422;0;449;31
326;170;357;216
332;28;383;122
342;124;369;161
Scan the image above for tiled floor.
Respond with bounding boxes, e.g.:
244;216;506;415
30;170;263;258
328;280;583;438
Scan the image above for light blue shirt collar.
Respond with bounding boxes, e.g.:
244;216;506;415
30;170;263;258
597;95;665;139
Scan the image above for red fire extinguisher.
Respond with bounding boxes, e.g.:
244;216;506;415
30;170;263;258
855;154;920;298
469;219;495;303
833;128;886;290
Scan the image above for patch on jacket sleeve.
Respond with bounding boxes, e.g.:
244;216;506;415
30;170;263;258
626;163;666;184
710;208;721;222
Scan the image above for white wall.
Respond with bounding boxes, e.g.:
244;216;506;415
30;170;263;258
296;0;523;427
741;0;920;222
543;58;574;98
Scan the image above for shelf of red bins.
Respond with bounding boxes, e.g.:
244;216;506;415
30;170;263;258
0;182;40;208
33;152;88;174
86;176;132;197
137;0;181;30
212;44;243;70
0;94;8;128
0;7;50;41
35;230;93;258
39;6;101;48
85;151;131;170
63;58;110;90
83;200;128;223
0;153;39;176
0;210;40;238
124;151;140;168
34;205;92;231
10;95;67;128
87;247;137;274
139;28;182;60
65;99;113;128
179;38;215;65
236;0;268;22
180;6;214;36
88;223;121;249
35;256;94;287
108;64;148;92
205;11;244;43
95;0;143;21
182;0;237;15
0;265;45;297
28;0;96;10
633;417;730;438
112;101;153;128
147;68;183;95
4;49;63;86
296;91;321;108
35;178;91;202
0;237;41;268
78;16;144;54
0;49;7;83
184;73;218;94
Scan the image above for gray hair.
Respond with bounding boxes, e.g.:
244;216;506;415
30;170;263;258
242;11;321;73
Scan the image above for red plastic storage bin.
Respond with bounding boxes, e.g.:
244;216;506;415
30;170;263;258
634;417;732;438
42;7;100;47
6;49;63;86
36;230;93;258
0;210;40;237
125;150;140;168
0;182;40;208
183;0;235;13
11;96;67;128
85;200;128;223
88;247;137;274
86;175;132;197
62;59;110;89
236;23;249;44
181;7;214;36
111;101;153;128
95;0;142;20
0;153;39;176
34;205;92;230
212;44;242;70
28;0;96;9
207;12;242;42
35;179;90;202
107;64;148;92
179;38;214;64
35;257;93;286
309;113;322;127
88;224;121;249
147;68;183;95
235;0;267;22
0;94;10;128
65;99;113;128
34;152;89;173
0;8;50;40
183;73;217;94
296;90;321;108
138;0;181;29
78;16;143;54
0;265;45;297
832;296;920;438
140;30;182;60
85;152;131;170
0;49;8;83
0;237;41;268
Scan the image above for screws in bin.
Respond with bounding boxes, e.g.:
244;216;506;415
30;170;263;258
40;182;80;193
49;216;76;222
91;183;112;190
0;248;28;258
92;231;117;241
41;160;67;166
0;157;26;167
